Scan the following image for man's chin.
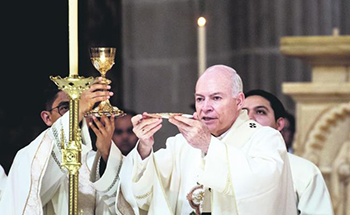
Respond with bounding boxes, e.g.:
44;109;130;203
205;123;216;132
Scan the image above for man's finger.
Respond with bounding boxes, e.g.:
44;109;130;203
93;116;104;130
89;83;111;91
139;118;162;130
108;114;115;127
131;114;143;126
169;116;194;129
89;121;101;136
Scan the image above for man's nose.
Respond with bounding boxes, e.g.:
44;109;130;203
121;132;129;139
247;111;255;120
203;100;213;111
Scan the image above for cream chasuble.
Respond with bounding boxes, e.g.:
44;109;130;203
131;111;297;215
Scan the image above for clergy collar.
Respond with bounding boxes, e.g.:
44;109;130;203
217;127;232;140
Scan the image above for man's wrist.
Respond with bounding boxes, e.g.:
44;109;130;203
99;156;107;176
137;142;152;160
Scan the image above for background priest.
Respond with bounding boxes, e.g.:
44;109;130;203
0;79;134;214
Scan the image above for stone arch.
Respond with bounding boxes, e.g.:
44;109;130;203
302;102;350;165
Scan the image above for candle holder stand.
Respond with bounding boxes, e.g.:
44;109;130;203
50;75;94;215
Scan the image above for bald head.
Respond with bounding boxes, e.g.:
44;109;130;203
198;65;243;97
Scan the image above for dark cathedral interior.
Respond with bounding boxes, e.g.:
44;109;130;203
1;0;350;214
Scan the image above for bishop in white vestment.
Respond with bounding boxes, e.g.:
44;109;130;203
129;65;297;214
131;111;296;214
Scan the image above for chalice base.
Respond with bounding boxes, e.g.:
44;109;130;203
85;99;125;118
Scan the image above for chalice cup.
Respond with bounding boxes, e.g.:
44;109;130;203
86;47;125;117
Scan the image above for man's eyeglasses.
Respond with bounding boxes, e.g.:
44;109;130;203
48;101;69;116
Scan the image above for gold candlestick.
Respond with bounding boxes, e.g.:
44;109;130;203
50;75;94;215
86;47;125;117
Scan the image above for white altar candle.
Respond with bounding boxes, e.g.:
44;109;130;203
69;0;78;76
197;17;207;77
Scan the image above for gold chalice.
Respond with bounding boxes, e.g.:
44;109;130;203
86;47;125;117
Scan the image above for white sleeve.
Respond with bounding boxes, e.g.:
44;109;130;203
130;143;154;211
298;169;333;215
91;142;123;194
90;142;123;214
131;137;176;211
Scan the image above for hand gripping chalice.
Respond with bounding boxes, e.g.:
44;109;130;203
86;47;125;117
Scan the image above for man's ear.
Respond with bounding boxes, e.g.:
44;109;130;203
236;92;245;109
41;111;53;126
276;117;285;132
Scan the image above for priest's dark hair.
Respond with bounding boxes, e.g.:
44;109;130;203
42;82;62;111
284;111;295;135
244;89;286;121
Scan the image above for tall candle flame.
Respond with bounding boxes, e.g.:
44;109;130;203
197;17;206;27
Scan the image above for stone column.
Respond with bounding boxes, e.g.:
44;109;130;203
281;35;350;214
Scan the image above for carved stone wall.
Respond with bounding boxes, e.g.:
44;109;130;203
282;36;350;214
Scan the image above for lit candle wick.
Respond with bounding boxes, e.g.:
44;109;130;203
197;17;206;27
